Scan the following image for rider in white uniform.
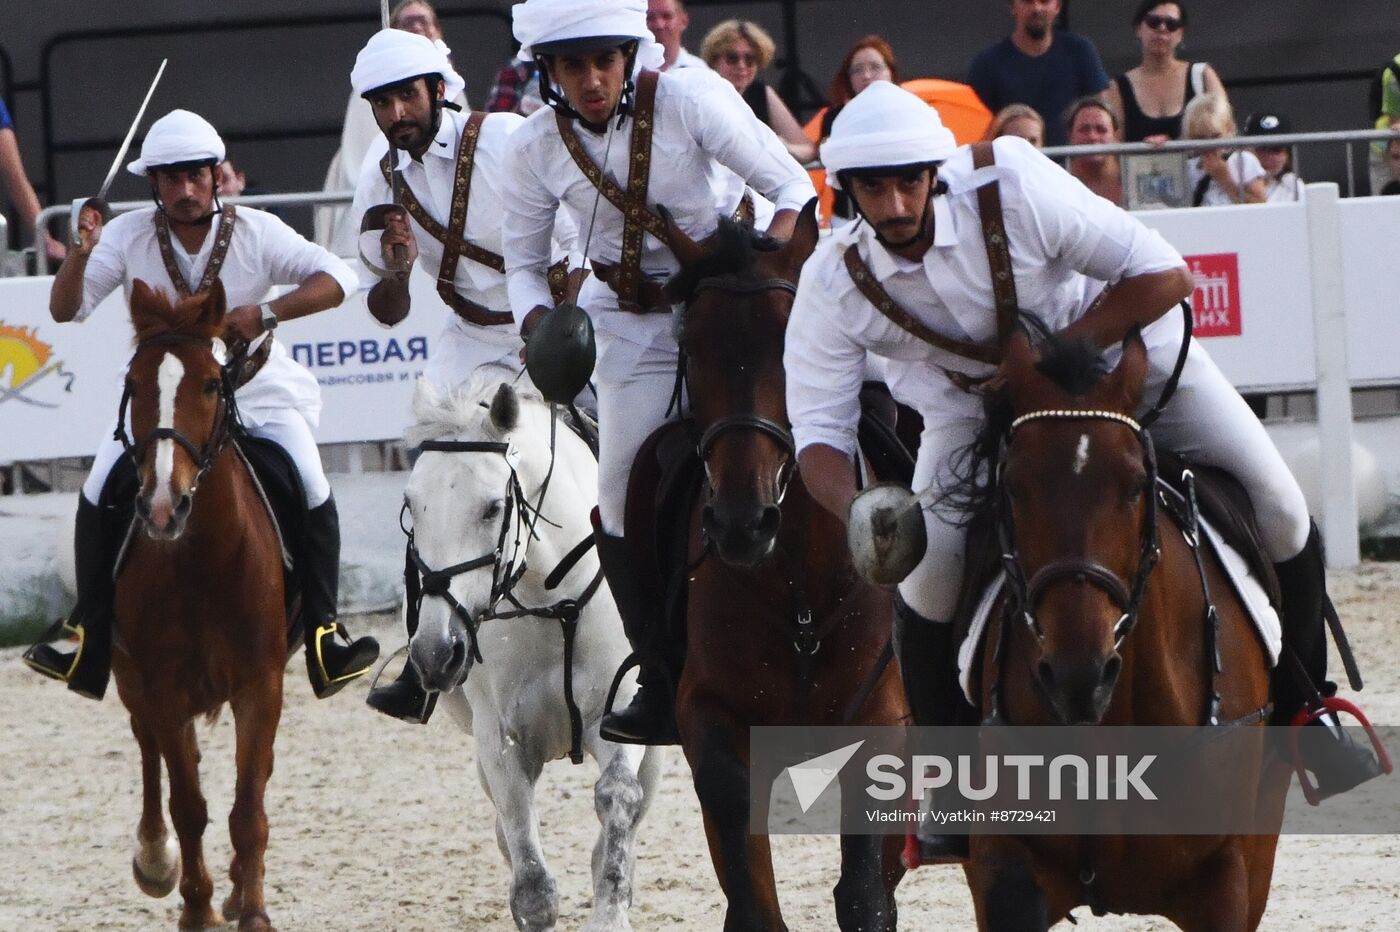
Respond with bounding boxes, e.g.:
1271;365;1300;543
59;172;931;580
26;109;379;701
344;29;588;722
348;28;582;393
786;82;1380;857
504;0;815;744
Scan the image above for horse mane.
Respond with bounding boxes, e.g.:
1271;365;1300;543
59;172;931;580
130;283;219;344
404;366;545;446
937;319;1111;523
664;215;779;303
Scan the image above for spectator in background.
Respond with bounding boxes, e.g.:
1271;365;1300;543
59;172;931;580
647;0;705;71
1369;53;1400;195
216;158;247;197
815;36;899;221
1065;97;1122;205
702;20;816;163
1243;111;1301;203
983;103;1045;148
1183;93;1266;206
1106;2;1225;144
315;0;466;256
485;54;545;116
0;96;65;263
967;0;1109;147
1380;138;1400;196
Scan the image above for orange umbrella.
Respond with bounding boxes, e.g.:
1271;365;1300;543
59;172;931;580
803;79;993;226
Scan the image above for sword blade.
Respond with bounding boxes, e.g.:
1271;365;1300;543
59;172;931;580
96;58;169;200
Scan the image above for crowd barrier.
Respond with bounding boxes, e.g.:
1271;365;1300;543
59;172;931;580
3;184;1397;561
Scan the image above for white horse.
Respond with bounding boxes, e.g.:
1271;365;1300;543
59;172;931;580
401;371;660;932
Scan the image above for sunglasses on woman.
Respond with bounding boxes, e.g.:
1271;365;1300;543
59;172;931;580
1143;13;1183;31
723;51;757;66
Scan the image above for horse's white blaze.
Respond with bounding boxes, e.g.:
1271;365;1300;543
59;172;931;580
1072;433;1091;475
152;353;185;505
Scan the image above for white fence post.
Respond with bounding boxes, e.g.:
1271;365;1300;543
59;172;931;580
1304;182;1360;568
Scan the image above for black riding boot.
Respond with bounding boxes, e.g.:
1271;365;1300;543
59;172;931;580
302;496;380;699
24;497;113;700
366;543;438;724
1273;523;1383;798
895;595;970;864
596;530;680;746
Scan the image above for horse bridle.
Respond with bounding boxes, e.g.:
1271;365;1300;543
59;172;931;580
401;439;534;667
115;333;238;492
684;275;800;502
997;408;1162;654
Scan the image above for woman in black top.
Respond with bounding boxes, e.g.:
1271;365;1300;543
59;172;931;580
1104;1;1228;143
701;20;815;163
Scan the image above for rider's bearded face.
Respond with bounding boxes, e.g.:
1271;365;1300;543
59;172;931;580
367;77;445;155
151;166;216;224
848;169;935;249
548;48;629;127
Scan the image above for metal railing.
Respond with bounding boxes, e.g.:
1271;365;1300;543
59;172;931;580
38;7;512;203
34;189;355;273
1042;128;1399;199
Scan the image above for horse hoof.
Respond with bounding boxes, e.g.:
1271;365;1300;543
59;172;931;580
222;889;242;921
130;839;179;898
238;913;276;932
177;905;224;930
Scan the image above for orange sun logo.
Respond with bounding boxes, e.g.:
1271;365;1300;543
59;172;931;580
0;321;72;407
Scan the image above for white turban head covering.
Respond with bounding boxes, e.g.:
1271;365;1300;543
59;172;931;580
820;81;958;190
512;0;664;71
351;28;468;101
126;109;225;176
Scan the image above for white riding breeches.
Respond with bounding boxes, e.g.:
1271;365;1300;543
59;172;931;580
594;328;687;536
896;337;1311;623
423;324;524;394
82;407;331;509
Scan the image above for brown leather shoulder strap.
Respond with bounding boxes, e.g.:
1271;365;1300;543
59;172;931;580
842;246;999;365
970;141;1020;347
155;205;238;298
612;69;660;306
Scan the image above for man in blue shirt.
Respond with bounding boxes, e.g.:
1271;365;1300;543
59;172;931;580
968;0;1110;147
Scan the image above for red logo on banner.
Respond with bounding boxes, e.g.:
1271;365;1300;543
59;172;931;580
1185;253;1241;337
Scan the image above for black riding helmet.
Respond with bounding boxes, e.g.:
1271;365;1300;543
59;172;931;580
525;301;596;404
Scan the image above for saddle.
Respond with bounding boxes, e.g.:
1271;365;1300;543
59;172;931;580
104;430;307;649
622;393;919;655
950;443;1282;700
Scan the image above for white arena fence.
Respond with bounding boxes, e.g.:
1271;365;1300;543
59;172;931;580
3;183;1399;564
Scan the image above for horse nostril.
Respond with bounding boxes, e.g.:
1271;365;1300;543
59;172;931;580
174;493;192;518
135;497;151;518
1100;653;1122;690
1037;660;1056;693
449;637;466;671
755;504;782;539
701;504;719;534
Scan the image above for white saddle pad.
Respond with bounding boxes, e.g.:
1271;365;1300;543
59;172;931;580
956;516;1282;704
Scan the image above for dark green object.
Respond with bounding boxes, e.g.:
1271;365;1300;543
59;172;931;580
526;302;596;405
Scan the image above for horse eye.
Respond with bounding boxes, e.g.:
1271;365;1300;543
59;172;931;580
482;500;503;521
203;378;220;395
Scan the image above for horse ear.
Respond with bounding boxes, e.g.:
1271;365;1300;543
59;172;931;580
197;279;228;333
130;278;159;330
659;203;705;269
489;382;519;433
1106;326;1149;412
776;197;820;274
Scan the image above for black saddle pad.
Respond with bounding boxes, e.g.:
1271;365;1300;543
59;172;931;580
232;432;307;643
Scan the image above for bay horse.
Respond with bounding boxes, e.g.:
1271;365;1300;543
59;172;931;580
400;372;660;932
961;326;1290;930
661;202;907;932
110;279;291;931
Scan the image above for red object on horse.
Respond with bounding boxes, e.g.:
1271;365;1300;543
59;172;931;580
1289;696;1394;805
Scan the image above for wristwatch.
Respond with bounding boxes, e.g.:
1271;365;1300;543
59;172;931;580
259;302;279;332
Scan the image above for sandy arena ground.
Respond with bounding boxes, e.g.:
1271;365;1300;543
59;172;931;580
1;564;1397;931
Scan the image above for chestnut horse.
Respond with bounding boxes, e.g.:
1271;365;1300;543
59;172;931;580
662;203;907;932
109;280;290;931
962;327;1290;930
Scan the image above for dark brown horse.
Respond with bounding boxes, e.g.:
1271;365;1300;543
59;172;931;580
662;203;907;931
109;280;290;931
963;327;1290;930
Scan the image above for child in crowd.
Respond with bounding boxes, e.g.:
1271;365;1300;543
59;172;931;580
1183;93;1266;206
1244;111;1301;203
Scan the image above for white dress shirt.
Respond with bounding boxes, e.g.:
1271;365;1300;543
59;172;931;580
79;205;358;426
503;66;815;346
668;48;708;71
352;108;577;350
1188;150;1267;207
785;135;1186;457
